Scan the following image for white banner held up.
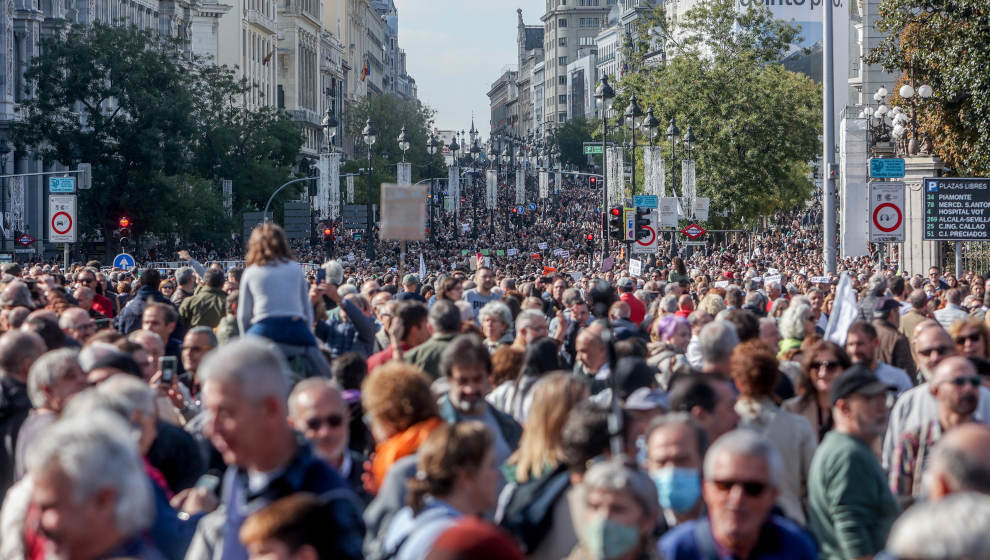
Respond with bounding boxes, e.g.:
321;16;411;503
486;171;497;210
554;171;562;194
643;146;665;197
380;184;426;241
346;175;354;203
315;155;329;219
396;162;412;186
606;147;624;205
327;153;340;220
515;169;525;205
539;171;548;199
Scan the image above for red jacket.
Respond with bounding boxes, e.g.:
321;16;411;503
367;342;412;373
620;292;646;324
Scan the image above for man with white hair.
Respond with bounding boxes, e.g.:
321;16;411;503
510;308;548;351
660;429;816;559
26;412;159;560
288;378;369;505
883;492;990;560
59;306;97;344
15;348;86;480
698;320;739;376
186;337;364;560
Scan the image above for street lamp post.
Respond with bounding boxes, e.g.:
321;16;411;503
595;75;615;257
470;138;481;240
427;132;439;242
0;139;10;252
397;126;410;162
449;136;460;239
666;117;680;258
362;118;376;259
624;93;644;198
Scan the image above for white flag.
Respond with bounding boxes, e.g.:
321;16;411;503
825;272;858;345
419;253;426;279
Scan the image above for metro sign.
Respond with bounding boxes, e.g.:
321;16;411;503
681;224;706;239
15;233;34;246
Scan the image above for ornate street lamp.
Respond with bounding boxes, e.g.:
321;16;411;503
361;118;376;259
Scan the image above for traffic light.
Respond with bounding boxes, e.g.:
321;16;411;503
118;217;131;246
608;206;624;241
589;176;598;188
322;226;334;256
635;208;651;241
585;233;594;244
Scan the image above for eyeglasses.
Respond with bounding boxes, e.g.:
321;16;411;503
77;277;94;284
710;479;769;496
945;376;981;388
918;345;955;357
810;360;842;371
955;332;983;345
304;414;345;431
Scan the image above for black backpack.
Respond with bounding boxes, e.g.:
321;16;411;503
496;465;572;553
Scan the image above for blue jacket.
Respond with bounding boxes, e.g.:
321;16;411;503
217;442;364;560
659;515;817;560
117;286;185;336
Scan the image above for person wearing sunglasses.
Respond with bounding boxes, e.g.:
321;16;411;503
948;317;990;360
660;429;816;560
808;364;899;560
288;378;369;505
889;356;981;505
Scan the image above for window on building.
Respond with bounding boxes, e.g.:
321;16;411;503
558;37;567;46
558;18;567;27
558;56;567;65
558;75;567;85
559;112;567;122
559;94;567;104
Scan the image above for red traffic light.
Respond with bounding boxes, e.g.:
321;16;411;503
323;228;333;236
590;177;598;185
119;217;130;228
585;233;594;241
610;208;622;216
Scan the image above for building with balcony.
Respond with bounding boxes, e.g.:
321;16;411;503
541;0;611;127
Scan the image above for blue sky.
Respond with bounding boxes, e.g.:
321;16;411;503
395;0;546;135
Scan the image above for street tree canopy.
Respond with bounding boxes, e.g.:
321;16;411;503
13;23;303;255
617;0;822;226
866;0;990;176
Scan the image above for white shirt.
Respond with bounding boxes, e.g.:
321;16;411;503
875;362;913;397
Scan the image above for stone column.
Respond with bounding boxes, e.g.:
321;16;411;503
902;155;946;274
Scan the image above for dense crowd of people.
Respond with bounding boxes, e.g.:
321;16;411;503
0;177;988;560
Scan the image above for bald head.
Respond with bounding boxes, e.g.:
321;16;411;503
930;356;978;387
0;330;45;382
287;378;349;465
926;423;990;500
915;323;957;381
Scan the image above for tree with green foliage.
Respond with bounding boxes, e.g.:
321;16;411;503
550;118;596;169
342;94;443;203
13;23;303;257
616;0;821;226
865;0;990;176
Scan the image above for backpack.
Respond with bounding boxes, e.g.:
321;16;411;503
496;465;571;553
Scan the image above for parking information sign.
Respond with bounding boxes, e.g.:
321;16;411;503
869;181;905;243
923;178;990;241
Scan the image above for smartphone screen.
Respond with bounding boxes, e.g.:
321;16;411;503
159;356;177;384
316;268;326;284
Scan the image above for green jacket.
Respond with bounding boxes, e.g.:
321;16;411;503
215;315;240;346
404;333;458;380
179;287;226;329
807;431;899;560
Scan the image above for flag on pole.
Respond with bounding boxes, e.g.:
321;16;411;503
361;59;370;82
825;272;858;345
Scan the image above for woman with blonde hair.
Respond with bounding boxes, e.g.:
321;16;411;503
697;293;726;316
237;223;315;346
503;373;589;484
949;317;990;359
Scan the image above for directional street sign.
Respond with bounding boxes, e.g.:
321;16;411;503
113;253;136;270
923;178;990;241
869;158;906;179
48;194;77;243
528;203;537;211
583;144;603;155
633;195;658;209
681;224;706;239
48;177;75;193
869;181;905;243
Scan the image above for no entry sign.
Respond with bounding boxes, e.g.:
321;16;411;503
48;195;77;243
869;182;904;243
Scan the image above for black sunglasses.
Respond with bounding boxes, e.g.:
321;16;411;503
955;332;983;345
304;414;345;431
711;479;768;496
810;360;842;371
947;376;981;388
918;345;955;357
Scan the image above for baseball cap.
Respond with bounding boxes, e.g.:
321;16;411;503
402;273;419;285
829;364;892;406
873;297;900;319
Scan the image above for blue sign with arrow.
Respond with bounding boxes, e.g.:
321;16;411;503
528;203;537;211
869;158;905;178
113;253;136;270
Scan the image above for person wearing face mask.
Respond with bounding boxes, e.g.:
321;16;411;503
660;430;816;560
567;459;661;560
645;413;707;534
437;335;522;483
